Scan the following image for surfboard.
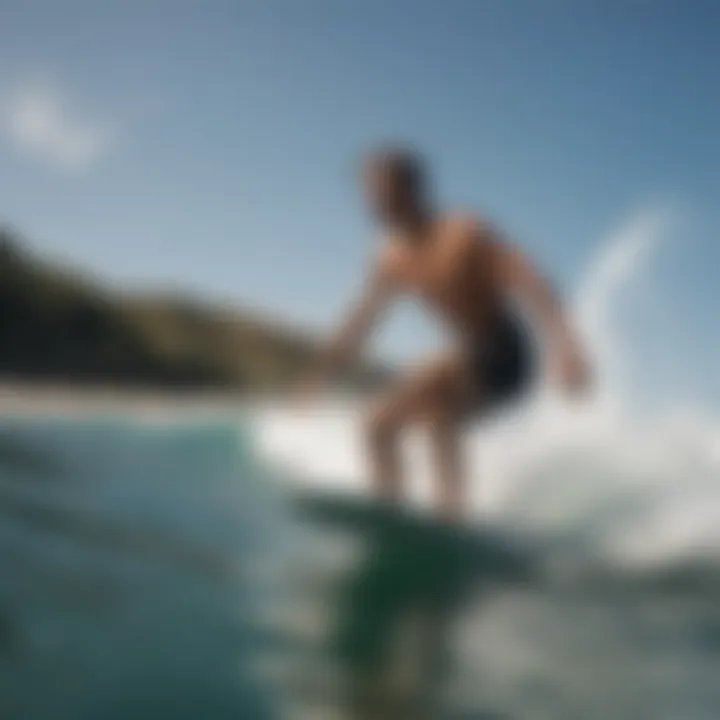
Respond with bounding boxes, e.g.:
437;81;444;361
290;487;537;586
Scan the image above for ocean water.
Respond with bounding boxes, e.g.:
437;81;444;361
0;407;718;720
249;210;720;718
1;214;719;718
0;415;278;720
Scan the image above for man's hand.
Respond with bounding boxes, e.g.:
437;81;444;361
556;344;592;396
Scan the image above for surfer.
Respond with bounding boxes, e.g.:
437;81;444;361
300;147;590;519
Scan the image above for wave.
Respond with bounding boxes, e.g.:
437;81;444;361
251;209;720;578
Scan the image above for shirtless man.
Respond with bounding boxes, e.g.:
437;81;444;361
301;148;590;519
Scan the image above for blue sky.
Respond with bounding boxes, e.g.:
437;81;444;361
0;0;718;404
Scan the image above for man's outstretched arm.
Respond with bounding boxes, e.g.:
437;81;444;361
492;238;591;393
300;257;396;395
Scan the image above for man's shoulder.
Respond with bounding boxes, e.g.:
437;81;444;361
373;237;405;281
442;210;498;239
442;209;476;232
440;211;497;257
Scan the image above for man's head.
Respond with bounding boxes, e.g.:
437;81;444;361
361;147;429;226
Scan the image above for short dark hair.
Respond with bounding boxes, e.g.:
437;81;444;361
364;146;425;195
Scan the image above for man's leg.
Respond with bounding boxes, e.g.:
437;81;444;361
428;406;465;519
364;353;469;514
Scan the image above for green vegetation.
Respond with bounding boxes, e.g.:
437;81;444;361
0;227;390;392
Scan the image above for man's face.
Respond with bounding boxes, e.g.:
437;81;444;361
362;163;409;225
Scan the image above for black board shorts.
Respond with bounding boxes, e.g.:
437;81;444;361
467;308;535;417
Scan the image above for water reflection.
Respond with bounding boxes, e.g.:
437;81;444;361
285;493;533;718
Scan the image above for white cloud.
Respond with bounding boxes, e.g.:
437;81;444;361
0;81;116;172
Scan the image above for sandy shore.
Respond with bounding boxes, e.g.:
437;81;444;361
0;381;253;419
0;380;367;422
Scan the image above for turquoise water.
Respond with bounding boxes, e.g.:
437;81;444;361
1;415;719;719
0;416;277;720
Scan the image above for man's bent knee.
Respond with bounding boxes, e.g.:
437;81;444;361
424;401;460;434
364;404;404;448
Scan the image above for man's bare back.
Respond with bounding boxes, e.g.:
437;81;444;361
301;148;590;519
